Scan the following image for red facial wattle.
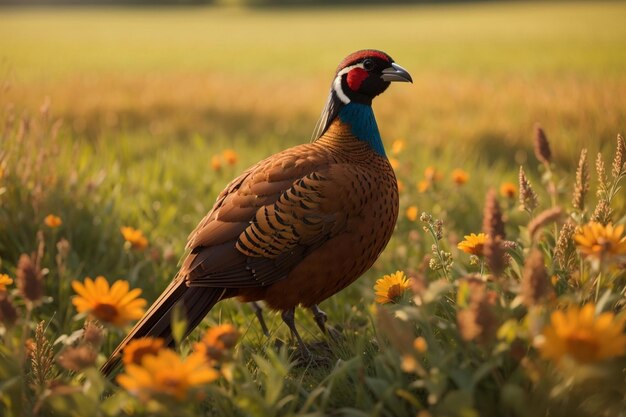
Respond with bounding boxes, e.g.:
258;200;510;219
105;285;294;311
347;68;368;91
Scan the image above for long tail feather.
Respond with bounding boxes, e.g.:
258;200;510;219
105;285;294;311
100;277;224;376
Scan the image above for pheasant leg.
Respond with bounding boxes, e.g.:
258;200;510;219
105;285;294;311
310;304;341;340
250;302;270;336
281;308;311;359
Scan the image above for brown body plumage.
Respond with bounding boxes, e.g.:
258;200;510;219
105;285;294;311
102;50;411;375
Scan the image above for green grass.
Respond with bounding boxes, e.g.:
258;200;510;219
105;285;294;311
2;2;626;164
1;2;626;416
2;2;626;78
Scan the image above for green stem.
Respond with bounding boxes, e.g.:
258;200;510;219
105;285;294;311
20;305;33;417
428;224;449;281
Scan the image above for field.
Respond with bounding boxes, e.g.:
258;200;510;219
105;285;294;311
1;2;626;416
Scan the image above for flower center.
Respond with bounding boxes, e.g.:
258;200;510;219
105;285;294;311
92;302;119;322
129;346;159;365
473;243;484;256
566;332;599;362
162;376;183;388
158;374;187;399
597;237;613;253
387;284;405;301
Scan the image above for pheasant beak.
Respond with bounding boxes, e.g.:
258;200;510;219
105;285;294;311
381;63;413;83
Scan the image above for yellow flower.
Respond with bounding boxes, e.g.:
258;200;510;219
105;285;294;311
413;337;428;353
457;233;488;256
389;158;400;170
405;206;418;222
0;274;13;292
374;271;410;304
417;180;430;193
500;182;517;199
120;227;148;250
574;222;626;263
401;355;418;373
71;276;146;326
222;149;238;166
194;324;240;364
123;337;165;366
451;169;469;185
424;166;441;182
44;214;62;228
391;139;405;155
210;155;222;171
117;348;219;401
537;304;626;364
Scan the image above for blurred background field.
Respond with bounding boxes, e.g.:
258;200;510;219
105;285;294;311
1;1;625;266
1;1;626;416
2;1;626;161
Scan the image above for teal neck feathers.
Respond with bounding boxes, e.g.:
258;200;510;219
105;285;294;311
338;103;386;157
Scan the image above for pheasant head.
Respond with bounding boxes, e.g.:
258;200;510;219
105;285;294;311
313;50;412;154
333;50;412;105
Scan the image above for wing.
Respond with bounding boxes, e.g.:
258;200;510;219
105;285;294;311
179;143;352;289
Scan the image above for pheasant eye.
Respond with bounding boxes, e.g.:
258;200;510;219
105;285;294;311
362;59;374;71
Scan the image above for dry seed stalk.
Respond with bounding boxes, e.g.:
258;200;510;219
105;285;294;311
485;236;507;277
16;254;44;304
482;189;506;239
518;166;538;213
29;321;55;392
57;345;97;372
83;320;104;349
595;152;608;198
612;134;626;179
521;249;551;307
0;293;18;327
591;199;613;225
572;149;589;211
456;277;498;343
528;207;563;241
554;219;576;270
533;123;552;165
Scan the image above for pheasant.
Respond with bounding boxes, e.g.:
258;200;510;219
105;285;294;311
102;49;411;375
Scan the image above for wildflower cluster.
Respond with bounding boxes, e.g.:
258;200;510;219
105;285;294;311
418;212;453;277
210;149;239;171
2;98;625;417
374;271;411;304
373;129;626;417
120;226;149;250
71;276;146;326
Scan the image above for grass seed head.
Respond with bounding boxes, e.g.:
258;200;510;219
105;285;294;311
595;152;608;197
572;148;589;211
521;249;551;307
533;123;552;165
16;254;44;305
527;207;563;241
591;198;612;225
518;166;538;213
482;189;506;239
485;236;507;277
0;293;18;327
554;219;576;270
83;320;104;349
612;133;626;179
457;277;498;343
57;345;98;372
30;321;56;391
